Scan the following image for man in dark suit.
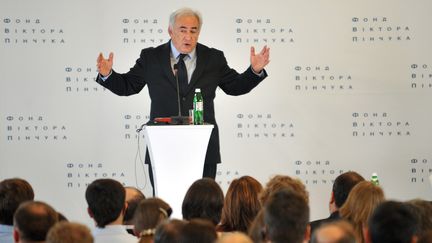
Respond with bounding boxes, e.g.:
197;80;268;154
309;171;365;234
96;8;270;188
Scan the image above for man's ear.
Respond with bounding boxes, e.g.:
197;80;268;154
304;224;311;243
87;207;94;218
13;227;20;243
330;191;335;204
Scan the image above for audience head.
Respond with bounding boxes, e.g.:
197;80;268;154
311;221;357;243
263;188;310;243
332;171;365;208
219;175;263;233
217;231;253;243
0;178;34;225
248;209;265;243
13;201;59;242
259;175;309;205
366;201;419;243
124;186;146;225
133;198;171;240
85;178;126;228
179;219;217;243
339;181;384;243
46;222;93;243
182;178;224;225
406;199;432;238
154;219;187;243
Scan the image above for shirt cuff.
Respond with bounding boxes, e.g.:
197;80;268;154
251;66;265;77
99;70;112;81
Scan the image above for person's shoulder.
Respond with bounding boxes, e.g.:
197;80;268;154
197;43;224;58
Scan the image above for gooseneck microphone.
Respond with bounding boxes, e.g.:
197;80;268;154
167;63;189;125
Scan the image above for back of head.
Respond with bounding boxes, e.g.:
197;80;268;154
311;221;357;243
179;219;217;243
133;198;170;238
182;178;224;225
406;199;432;237
14;201;59;242
339;181;384;242
219;175;263;232
332;171;365;208
46;222;93;243
85;178;126;227
260;175;309;205
0;178;34;225
124;186;146;224
218;232;253;243
368;201;419;243
264;188;310;243
154;219;187;243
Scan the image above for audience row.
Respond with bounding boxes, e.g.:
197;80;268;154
1;171;431;243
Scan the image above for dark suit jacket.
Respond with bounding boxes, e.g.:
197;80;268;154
310;211;341;234
98;41;267;165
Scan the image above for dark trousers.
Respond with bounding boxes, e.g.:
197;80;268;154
146;153;217;196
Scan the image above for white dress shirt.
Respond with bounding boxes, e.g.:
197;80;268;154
93;225;137;243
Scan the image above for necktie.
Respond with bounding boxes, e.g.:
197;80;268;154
177;53;188;95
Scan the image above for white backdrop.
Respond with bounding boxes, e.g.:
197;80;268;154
1;0;432;226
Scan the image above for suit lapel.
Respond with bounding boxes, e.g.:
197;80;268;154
157;41;177;90
187;44;209;95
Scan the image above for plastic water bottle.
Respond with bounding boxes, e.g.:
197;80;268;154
193;88;204;125
371;172;379;186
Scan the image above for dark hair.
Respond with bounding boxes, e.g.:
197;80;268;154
182;178;224;225
179;219;217;243
133;198;170;240
154;219;187;243
368;201;419;243
85;179;126;228
124;186;146;223
264;188;309;243
218;176;263;233
14;201;59;241
0;178;34;225
406;199;432;237
248;209;266;243
332;171;365;208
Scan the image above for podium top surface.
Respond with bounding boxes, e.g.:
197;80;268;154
145;124;214;130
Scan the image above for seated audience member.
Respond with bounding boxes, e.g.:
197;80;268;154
13;201;59;243
406;199;432;238
0;178;35;243
259;175;309;205
248;209;265;243
311;221;357;243
179;219;217;243
217;231;253;243
85;178;137;243
133;198;171;243
217;176;263;233
263;188;310;243
182;178;224;226
124;186;146;234
124;187;146;225
154;219;187;243
339;181;385;243
364;201;419;243
310;171;365;233
46;222;93;243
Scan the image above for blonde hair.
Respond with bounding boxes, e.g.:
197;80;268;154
259;175;309;205
339;181;385;243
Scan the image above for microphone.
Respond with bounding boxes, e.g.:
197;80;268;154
153;63;190;125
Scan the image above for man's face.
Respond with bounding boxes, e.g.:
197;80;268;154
169;15;200;54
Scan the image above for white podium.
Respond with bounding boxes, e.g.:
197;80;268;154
143;124;214;219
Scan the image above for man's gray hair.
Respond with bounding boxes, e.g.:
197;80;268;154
169;7;203;31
